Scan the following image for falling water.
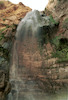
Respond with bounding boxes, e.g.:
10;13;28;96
8;10;68;100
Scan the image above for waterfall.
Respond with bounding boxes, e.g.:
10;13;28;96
8;10;68;100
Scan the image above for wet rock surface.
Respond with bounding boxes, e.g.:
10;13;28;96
0;70;11;100
0;1;31;99
9;38;68;100
0;0;68;99
8;10;68;100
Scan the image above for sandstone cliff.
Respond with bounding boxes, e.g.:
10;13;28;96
37;0;68;92
0;1;31;99
0;0;68;99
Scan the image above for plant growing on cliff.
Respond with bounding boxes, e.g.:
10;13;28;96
0;33;5;41
52;47;68;62
3;18;6;21
51;36;61;48
0;28;7;41
0;45;10;61
0;28;7;34
52;38;68;62
49;15;59;25
63;18;68;29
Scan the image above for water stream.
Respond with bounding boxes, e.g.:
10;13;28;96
8;10;68;100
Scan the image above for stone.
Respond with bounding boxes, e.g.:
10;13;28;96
58;68;67;79
65;66;68;72
4;81;11;95
51;74;58;79
2;42;9;49
53;64;59;68
4;28;12;37
0;70;11;99
0;57;5;65
7;16;17;21
0;71;5;90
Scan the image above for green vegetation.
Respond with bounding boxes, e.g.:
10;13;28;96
38;45;43;55
52;38;68;62
63;18;68;29
10;24;16;28
49;15;59;25
38;16;59;47
3;18;6;21
0;33;5;41
0;28;7;34
6;24;16;29
0;28;7;41
52;47;68;62
62;31;65;34
52;47;68;59
38;34;48;46
51;36;61;48
0;24;15;41
0;45;9;60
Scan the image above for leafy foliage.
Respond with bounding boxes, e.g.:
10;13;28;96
0;45;9;60
63;18;68;29
52;47;68;62
52;38;68;62
51;36;61;47
0;28;6;34
49;15;59;25
3;18;6;21
0;25;15;41
0;33;5;41
0;28;7;41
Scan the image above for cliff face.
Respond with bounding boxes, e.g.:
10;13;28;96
0;1;31;99
38;0;68;92
46;0;68;38
0;1;31;28
0;0;68;99
45;0;68;63
47;0;68;16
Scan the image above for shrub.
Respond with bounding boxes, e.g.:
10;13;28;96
3;18;6;21
63;18;68;29
51;36;61;48
0;33;5;41
0;28;7;41
52;38;68;62
0;28;7;34
49;15;59;25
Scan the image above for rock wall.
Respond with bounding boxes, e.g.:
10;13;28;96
40;0;68;92
0;0;68;98
46;0;68;38
0;1;31;99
